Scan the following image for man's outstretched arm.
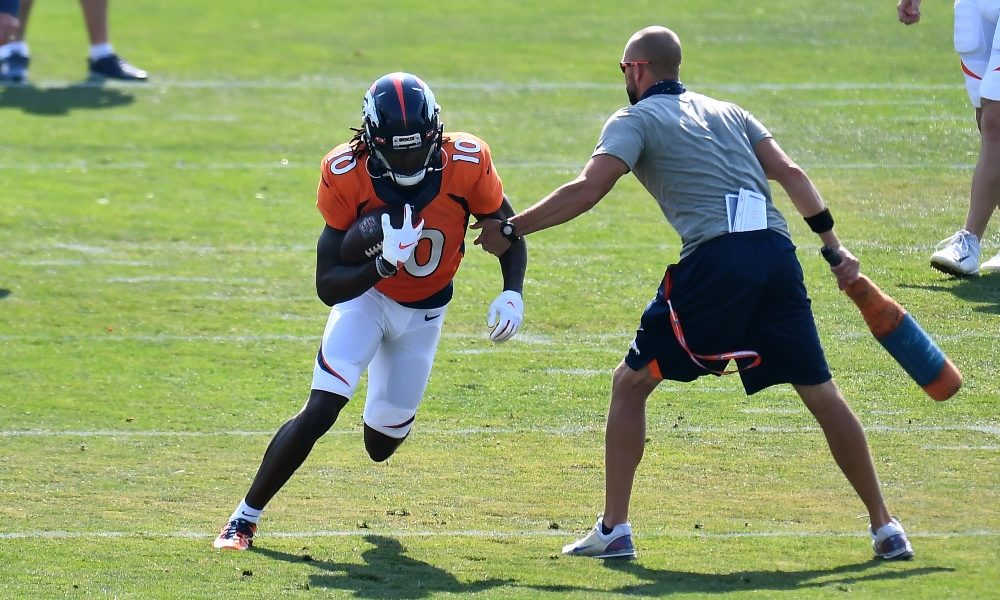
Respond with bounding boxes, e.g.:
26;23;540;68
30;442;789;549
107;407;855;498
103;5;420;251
473;154;629;255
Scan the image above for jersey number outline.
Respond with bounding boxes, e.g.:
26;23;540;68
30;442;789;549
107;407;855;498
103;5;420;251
403;228;444;277
451;138;481;164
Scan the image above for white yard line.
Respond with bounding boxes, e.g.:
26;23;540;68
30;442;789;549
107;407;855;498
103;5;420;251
0;331;996;344
740;408;802;414
0;161;977;171
920;445;999;451
543;368;607;376
16;259;155;266
28;79;961;92
4;239;963;255
104;276;265;284
0;529;993;540
2;424;998;437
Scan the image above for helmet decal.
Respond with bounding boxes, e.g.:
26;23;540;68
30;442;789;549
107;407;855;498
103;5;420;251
362;89;379;128
414;75;437;120
390;75;408;127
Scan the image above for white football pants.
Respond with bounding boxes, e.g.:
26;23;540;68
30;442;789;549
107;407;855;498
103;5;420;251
954;0;1000;106
311;287;447;438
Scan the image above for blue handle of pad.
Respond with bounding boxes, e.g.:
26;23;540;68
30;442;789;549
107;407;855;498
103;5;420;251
876;313;946;386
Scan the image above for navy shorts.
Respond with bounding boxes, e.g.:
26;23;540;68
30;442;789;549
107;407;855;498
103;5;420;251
624;230;831;395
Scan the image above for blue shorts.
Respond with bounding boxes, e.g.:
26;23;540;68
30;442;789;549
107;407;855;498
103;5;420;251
625;230;831;395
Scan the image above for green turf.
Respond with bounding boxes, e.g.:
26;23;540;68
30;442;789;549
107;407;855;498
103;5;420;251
1;1;997;598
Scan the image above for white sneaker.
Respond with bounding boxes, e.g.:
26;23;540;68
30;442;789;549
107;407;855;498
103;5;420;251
561;515;636;559
981;250;1000;274
930;229;980;276
870;517;914;560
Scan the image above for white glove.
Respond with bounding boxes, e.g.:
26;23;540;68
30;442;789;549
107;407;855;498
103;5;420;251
381;204;424;268
487;290;523;343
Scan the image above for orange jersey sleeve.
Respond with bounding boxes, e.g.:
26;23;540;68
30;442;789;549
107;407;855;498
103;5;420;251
316;143;367;230
442;132;504;215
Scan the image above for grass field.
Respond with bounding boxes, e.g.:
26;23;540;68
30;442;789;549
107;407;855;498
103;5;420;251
1;1;998;598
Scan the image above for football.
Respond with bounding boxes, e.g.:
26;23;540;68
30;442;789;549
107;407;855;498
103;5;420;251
339;204;419;265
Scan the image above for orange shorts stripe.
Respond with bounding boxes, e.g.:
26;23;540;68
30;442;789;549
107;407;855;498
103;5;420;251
646;359;663;380
962;60;982;81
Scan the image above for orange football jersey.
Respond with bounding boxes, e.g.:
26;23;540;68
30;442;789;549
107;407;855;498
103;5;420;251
316;132;504;303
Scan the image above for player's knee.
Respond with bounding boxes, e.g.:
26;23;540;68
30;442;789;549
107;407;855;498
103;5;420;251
612;360;656;401
612;361;634;387
363;423;407;462
795;380;844;416
980;100;1000;143
296;389;348;439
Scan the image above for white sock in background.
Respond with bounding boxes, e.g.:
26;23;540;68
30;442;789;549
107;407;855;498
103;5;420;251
88;43;114;60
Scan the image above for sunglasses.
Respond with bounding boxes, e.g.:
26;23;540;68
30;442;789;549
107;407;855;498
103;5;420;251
619;60;651;73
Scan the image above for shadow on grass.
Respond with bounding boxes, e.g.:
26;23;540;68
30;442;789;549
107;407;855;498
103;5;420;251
901;275;1000;314
0;289;10;300
254;535;514;599
593;559;955;596
255;535;953;598
0;81;134;115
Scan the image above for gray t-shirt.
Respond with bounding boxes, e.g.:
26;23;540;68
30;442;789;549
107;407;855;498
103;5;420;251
594;90;791;259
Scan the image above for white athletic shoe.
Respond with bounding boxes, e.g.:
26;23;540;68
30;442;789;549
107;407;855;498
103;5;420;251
930;229;980;276
980;250;1000;274
871;517;914;560
561;516;637;559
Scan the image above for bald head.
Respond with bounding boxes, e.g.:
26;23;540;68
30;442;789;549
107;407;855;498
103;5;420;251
623;26;681;79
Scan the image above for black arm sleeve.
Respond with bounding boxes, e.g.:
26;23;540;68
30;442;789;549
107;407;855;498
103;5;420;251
315;225;384;306
475;195;527;293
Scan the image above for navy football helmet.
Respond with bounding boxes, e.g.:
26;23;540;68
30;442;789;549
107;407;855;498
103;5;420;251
361;72;444;187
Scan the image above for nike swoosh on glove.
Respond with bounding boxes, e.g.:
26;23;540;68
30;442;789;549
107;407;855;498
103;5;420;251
381;204;424;268
487;290;523;343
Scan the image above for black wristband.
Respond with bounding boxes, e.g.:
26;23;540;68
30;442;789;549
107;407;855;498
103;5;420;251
375;254;397;278
804;208;834;234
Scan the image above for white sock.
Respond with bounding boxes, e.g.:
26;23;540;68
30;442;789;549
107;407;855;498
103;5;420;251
88;43;114;60
228;499;264;524
0;41;29;59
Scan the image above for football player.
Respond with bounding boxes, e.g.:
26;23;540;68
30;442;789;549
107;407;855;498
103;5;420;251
213;72;527;550
0;0;148;84
899;0;1000;275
